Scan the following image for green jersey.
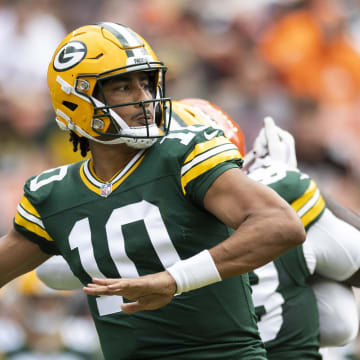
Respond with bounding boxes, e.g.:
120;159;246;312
248;163;326;360
14;126;266;360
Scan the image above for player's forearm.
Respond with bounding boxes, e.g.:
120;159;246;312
0;230;50;288
203;168;305;279
210;205;305;279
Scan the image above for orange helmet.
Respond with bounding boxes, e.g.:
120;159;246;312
174;98;245;156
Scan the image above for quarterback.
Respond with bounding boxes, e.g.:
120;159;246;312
0;23;305;360
37;98;360;359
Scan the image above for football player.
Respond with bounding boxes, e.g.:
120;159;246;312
178;101;360;357
166;99;360;356
244;117;360;358
36;98;360;359
0;23;305;360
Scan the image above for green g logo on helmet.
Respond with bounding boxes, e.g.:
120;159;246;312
53;41;87;72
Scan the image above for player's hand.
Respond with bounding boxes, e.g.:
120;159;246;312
244;117;297;171
83;270;177;314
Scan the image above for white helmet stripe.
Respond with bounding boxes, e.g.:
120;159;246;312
100;22;148;57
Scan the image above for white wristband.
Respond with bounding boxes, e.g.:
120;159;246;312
166;250;222;294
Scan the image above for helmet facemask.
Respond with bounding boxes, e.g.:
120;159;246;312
75;65;171;149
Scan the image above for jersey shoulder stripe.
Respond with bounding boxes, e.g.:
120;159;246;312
249;164;326;230
13;162;84;252
292;179;317;211
158;126;243;197
181;135;241;194
291;179;325;229
183;135;231;164
14;195;52;240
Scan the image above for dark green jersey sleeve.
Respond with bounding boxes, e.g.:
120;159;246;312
13;165;70;255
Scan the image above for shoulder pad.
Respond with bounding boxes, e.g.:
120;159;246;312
24;165;71;206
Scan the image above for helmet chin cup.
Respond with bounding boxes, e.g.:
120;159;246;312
123;137;158;149
100;124;160;149
89;97;170;148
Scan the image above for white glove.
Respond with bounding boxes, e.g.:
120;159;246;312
244;117;297;172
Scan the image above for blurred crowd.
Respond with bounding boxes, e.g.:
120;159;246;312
1;0;360;359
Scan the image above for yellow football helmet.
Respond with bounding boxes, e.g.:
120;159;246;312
47;22;172;148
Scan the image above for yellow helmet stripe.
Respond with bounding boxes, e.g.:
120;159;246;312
171;111;188;127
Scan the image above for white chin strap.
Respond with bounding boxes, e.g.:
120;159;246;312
90;97;159;149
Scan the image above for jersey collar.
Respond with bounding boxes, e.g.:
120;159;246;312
79;149;146;197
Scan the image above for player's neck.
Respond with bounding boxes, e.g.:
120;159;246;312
89;142;140;182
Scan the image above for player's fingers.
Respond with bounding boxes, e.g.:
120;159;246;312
121;294;173;314
86;283;99;288
121;300;142;314
92;278;118;285
83;285;113;295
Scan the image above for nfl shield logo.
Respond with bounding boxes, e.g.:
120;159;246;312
100;183;112;198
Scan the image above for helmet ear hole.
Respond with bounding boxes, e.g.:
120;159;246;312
62;101;78;111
